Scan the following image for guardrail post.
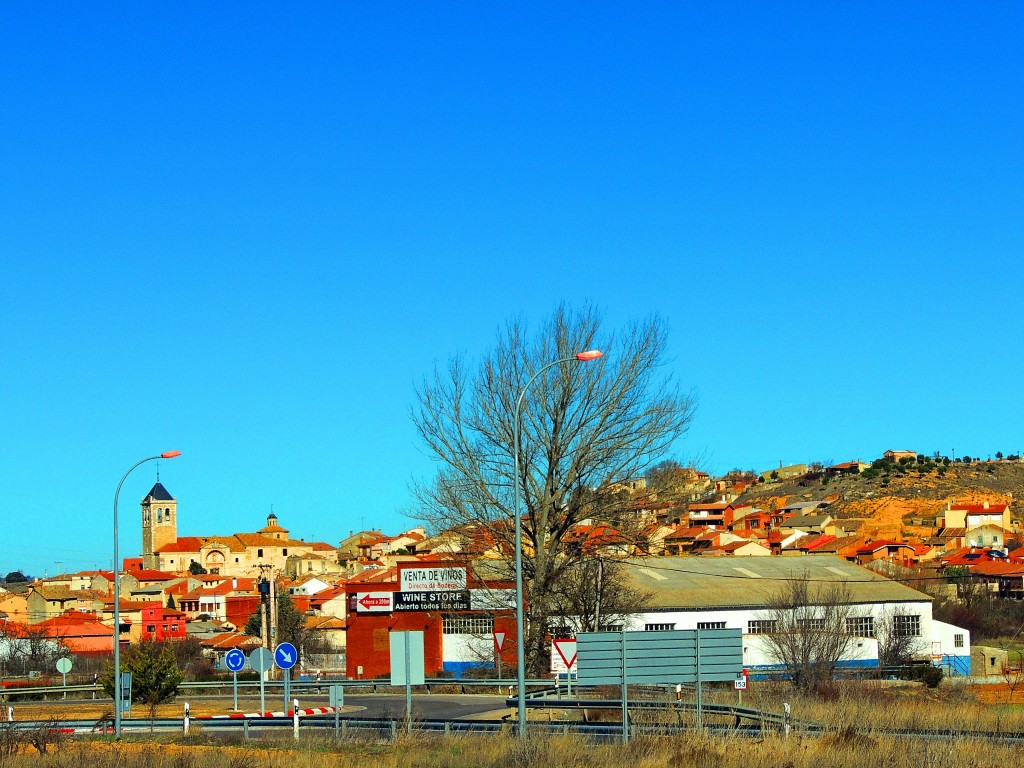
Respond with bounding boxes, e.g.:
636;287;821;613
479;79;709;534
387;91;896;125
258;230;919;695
783;702;791;737
7;706;13;722
242;719;249;740
183;702;190;735
293;698;299;740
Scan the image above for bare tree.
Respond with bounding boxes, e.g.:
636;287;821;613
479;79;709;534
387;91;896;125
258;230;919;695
758;575;855;693
876;608;924;670
411;306;695;674
548;557;651;634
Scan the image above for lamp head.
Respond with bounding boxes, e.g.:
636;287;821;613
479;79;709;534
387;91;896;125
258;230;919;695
161;451;182;459
575;350;603;362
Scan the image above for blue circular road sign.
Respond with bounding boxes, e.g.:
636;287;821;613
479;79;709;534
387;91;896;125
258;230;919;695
224;648;246;673
274;642;298;670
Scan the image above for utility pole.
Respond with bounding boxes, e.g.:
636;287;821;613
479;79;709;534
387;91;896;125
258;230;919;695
269;573;278;648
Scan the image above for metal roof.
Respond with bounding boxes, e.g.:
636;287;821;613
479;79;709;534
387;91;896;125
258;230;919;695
618;554;931;611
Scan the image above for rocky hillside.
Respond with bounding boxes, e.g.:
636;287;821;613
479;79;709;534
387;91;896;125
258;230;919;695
738;460;1024;540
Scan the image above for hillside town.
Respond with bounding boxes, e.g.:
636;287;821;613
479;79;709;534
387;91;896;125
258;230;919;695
3;449;1021;684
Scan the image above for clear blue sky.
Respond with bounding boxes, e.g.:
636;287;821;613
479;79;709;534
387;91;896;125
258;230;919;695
1;4;1021;577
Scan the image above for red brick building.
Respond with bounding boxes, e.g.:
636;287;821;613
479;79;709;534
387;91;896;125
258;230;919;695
345;560;516;679
139;604;187;642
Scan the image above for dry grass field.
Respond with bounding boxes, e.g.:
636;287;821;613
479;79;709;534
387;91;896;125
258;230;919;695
1;730;1023;768
4;680;1024;768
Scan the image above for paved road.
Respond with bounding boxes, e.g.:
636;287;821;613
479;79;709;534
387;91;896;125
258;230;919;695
12;693;511;723
342;694;509;720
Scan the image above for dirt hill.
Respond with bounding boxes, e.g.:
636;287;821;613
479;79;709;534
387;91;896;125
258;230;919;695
739;460;1024;541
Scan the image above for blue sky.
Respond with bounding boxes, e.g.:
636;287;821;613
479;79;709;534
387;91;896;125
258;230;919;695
1;4;1021;577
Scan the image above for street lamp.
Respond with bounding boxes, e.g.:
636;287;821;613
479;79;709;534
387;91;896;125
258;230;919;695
113;450;181;736
513;350;602;736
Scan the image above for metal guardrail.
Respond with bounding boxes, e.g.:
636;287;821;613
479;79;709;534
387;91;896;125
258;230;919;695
0;678;551;700
11;711;1024;744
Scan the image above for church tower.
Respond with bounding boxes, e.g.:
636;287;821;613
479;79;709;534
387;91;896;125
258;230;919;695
142;481;178;568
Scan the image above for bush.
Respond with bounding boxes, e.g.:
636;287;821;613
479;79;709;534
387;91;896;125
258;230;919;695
913;665;944;688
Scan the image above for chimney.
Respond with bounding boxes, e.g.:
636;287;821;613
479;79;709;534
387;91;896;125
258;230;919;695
231;579;237;589
984;501;990;510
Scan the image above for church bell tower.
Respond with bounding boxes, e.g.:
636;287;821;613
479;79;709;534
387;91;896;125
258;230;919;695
142;481;178;568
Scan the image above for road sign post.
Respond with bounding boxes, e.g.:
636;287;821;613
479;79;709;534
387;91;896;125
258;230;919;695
224;649;246;711
494;632;506;680
551;639;577;699
275;642;298;712
249;647;274;714
55;658;72;699
576;628;743;744
389;630;425;735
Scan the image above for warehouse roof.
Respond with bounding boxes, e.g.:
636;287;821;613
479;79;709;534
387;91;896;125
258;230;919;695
618;554;931;611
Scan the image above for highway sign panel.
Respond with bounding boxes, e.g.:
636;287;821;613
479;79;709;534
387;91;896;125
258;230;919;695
576;628;743;686
355;591;393;612
249;647;274;673
55;657;72;674
224;648;246;672
394;590;471;612
734;674;747;690
390;630;426;686
275;642;298;670
551;639;577;673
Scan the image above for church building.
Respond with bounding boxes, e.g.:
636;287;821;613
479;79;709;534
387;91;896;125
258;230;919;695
140;483;340;578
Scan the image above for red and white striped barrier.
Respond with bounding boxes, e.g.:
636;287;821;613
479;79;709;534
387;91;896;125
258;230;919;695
194;706;338;720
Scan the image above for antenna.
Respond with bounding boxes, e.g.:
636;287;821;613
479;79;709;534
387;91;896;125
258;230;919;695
156;463;160;481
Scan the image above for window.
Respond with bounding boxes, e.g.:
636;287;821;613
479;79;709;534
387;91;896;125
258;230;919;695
171;625;179;632
235;558;239;563
146;625;156;633
600;624;623;632
747;619;777;635
846;616;875;638
955;634;964;648
257;549;264;558
645;623;676;631
893;614;921;638
697;621;726;630
442;615;494;635
283;549;288;556
797;618;827;631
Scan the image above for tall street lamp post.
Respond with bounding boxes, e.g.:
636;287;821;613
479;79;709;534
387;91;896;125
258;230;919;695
513;350;602;736
113;450;181;736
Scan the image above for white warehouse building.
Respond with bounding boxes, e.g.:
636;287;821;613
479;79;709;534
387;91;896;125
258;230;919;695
596;555;970;676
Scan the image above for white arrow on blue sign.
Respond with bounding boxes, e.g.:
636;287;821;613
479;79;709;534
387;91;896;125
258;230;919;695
224;648;246;673
275;642;298;670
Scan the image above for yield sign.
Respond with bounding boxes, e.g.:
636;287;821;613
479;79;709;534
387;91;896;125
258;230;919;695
552;638;577;673
494;631;506;651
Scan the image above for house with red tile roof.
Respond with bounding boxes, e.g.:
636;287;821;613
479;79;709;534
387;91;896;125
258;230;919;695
687;502;735;529
854;540;919;567
941;500;1012;531
36;611;114;654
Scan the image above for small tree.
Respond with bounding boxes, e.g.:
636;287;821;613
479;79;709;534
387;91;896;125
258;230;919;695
759;575;854;693
3;571;27;584
188;561;207;576
101;641;183;719
166;594;176;610
876;608;924;669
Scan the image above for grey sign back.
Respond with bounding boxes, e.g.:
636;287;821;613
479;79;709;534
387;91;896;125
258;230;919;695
575;628;743;686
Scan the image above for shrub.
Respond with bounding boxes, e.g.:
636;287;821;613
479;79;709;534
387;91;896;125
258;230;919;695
913;665;944;688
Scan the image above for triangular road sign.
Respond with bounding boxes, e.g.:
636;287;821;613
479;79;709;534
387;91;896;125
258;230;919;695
493;631;506;651
552;638;577;671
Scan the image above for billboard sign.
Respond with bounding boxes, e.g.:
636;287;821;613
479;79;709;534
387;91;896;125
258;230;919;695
395;590;471;612
355;592;394;612
400;566;467;592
